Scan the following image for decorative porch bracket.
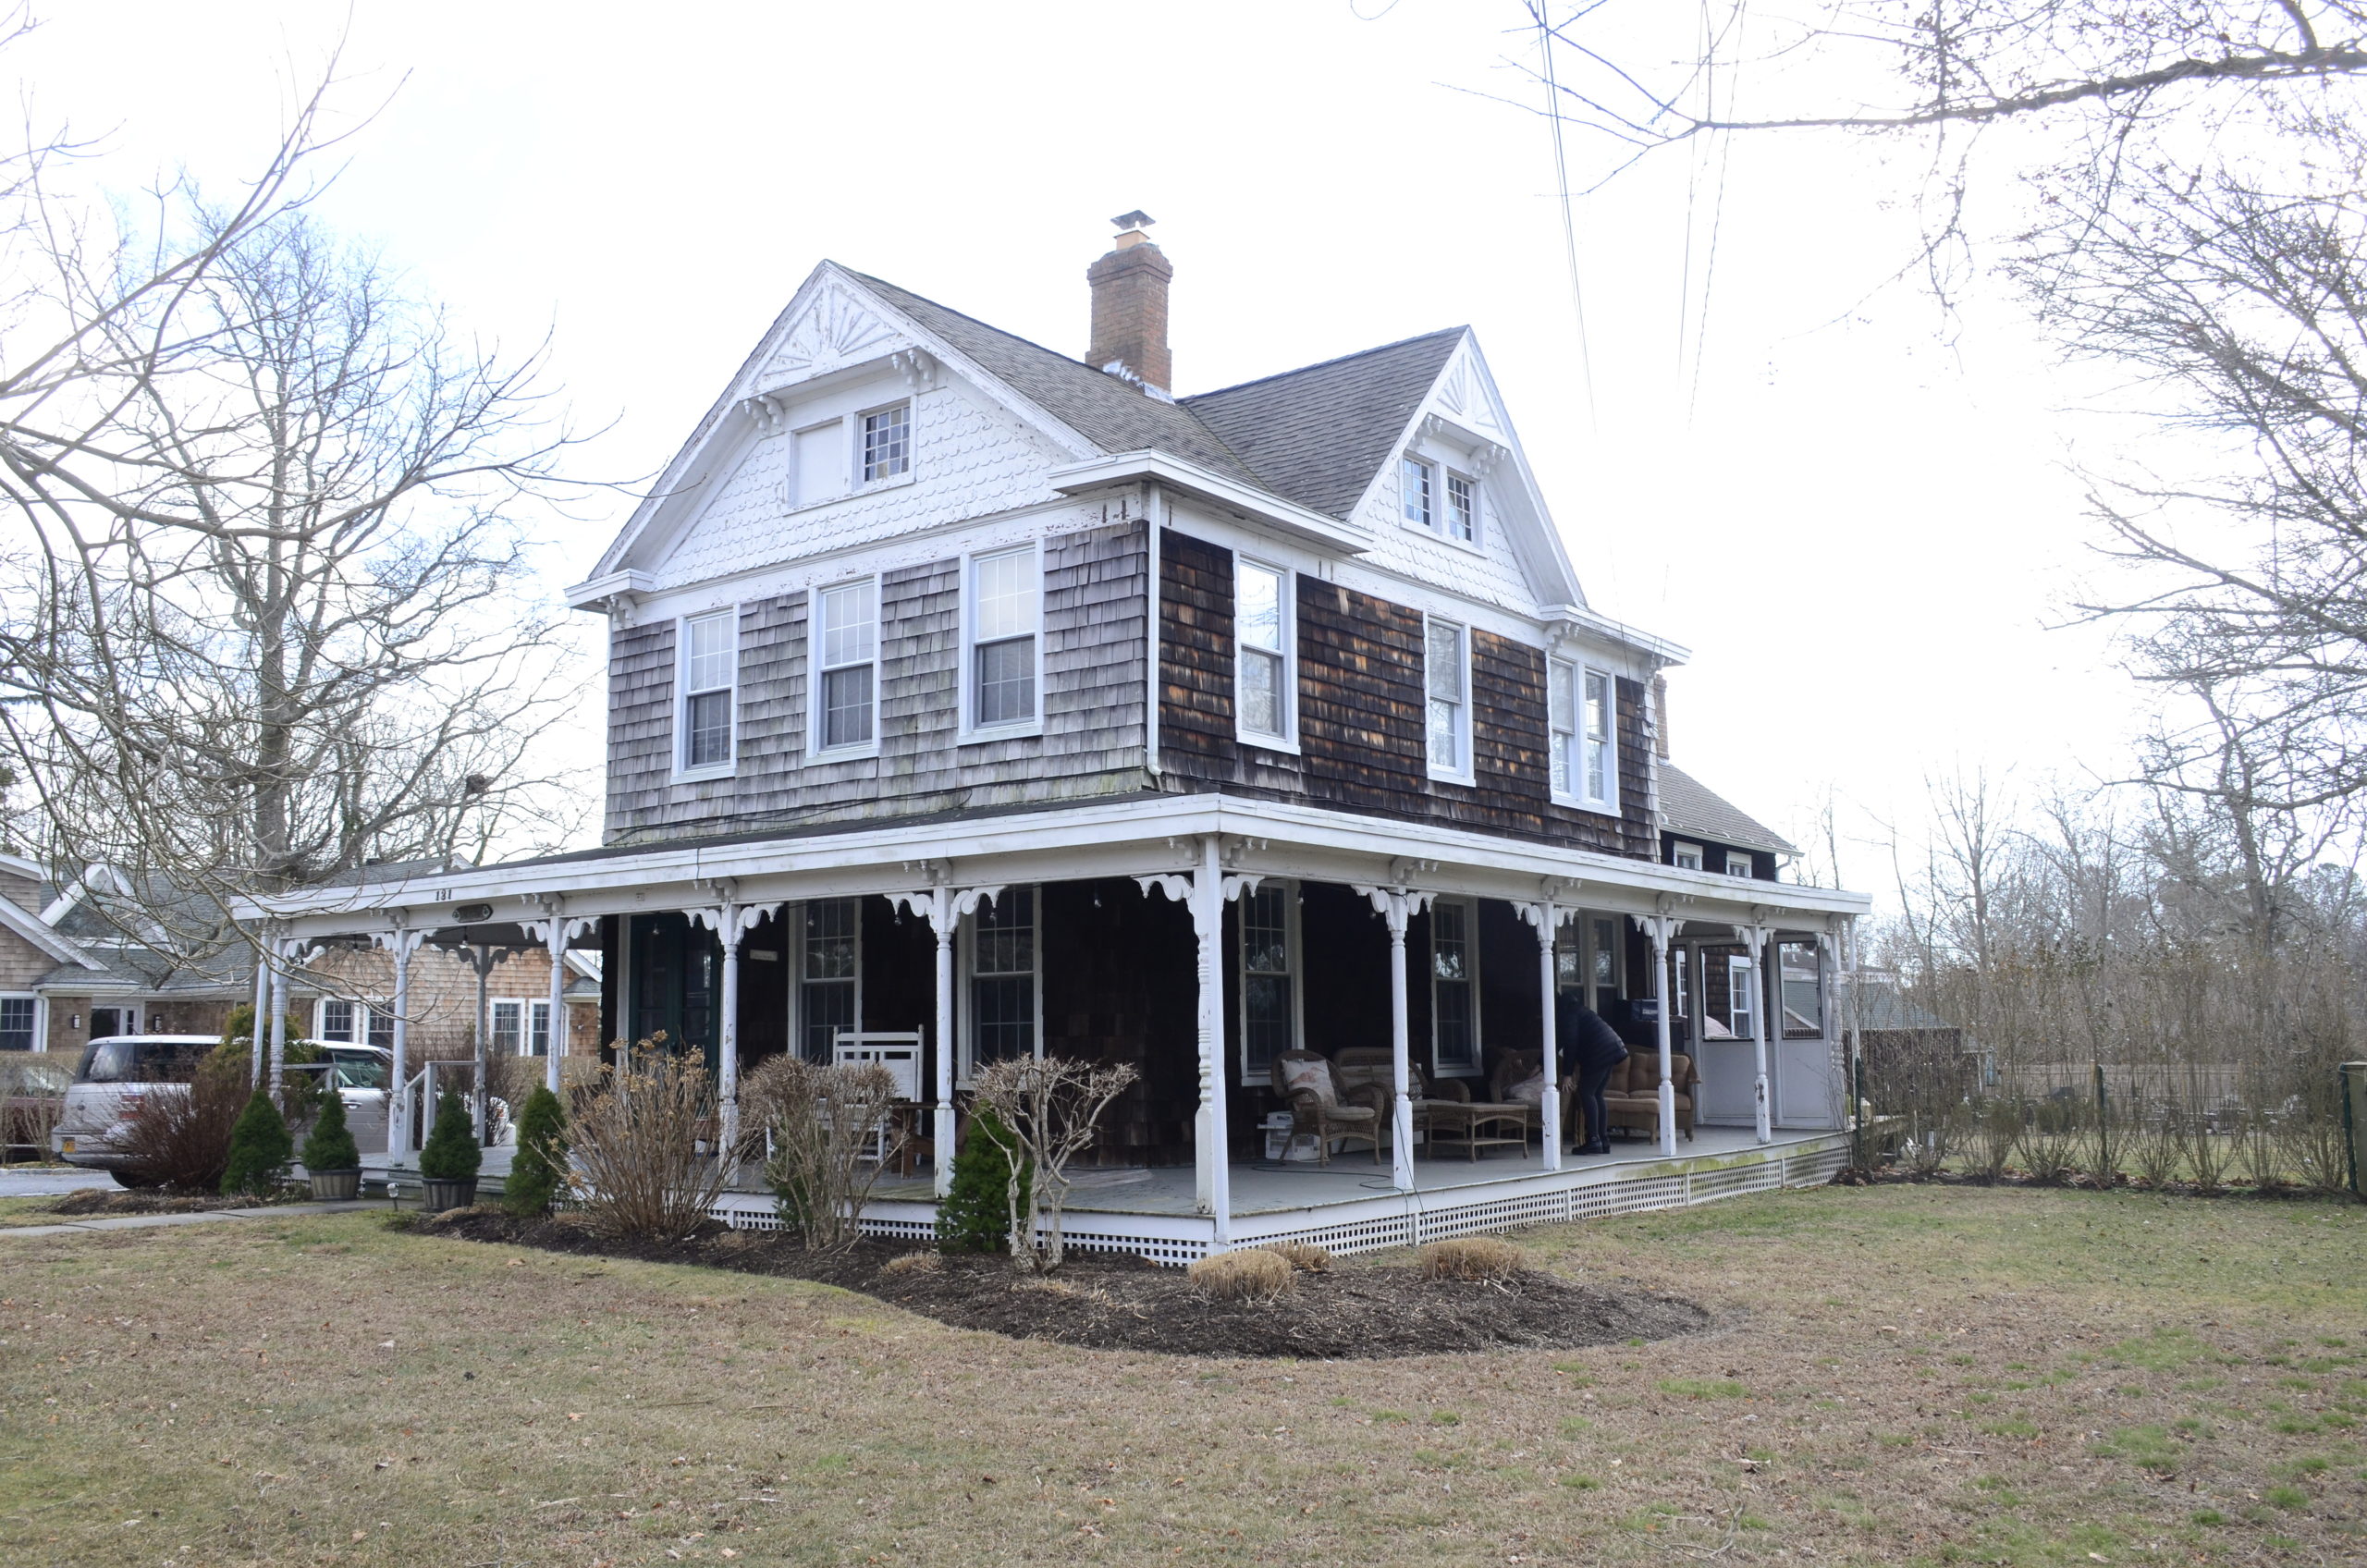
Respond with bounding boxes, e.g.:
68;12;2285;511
688;894;777;1165
371;922;428;1155
1354;882;1437;1193
1630;909;1682;1158
886;882;1003;1199
522;901;599;1097
1738;913;1776;1145
433;940;517;1143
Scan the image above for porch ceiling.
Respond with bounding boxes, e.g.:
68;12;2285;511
240;792;1870;940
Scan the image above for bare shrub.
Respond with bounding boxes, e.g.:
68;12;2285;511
0;1055;67;1161
2014;1096;2084;1183
1417;1236;1526;1281
1188;1248;1294;1302
1259;1240;1332;1272
1970;1097;2018;1183
2280;1099;2352;1195
118;1051;249;1191
969;1056;1139;1271
567;1043;728;1241
2234;1106;2287;1191
2121;1092;2184;1190
752;1056;902;1252
2176;1114;2233;1196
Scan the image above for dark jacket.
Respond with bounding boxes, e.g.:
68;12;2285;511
1557;999;1629;1077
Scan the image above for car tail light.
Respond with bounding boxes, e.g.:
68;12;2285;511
118;1094;144;1114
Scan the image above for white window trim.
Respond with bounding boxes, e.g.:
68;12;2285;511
956;886;1043;1085
1726;849;1757;878
958;542;1046;743
806;575;883;763
787;416;846;514
1429;895;1483;1079
1673;840;1704;872
672;607;739;783
489;998;556;1057
793;896;865;1062
1233;553;1300;754
854;398;917;492
1727;955;1756;1036
1399;454;1435;533
1549;659;1621;813
1234;878;1303;1085
1422;612;1476;785
1400;448;1487;555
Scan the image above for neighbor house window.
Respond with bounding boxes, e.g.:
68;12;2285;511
1236;558;1292;743
681;610;735;770
1779;940;1823;1038
1445;472;1478;544
1424;618;1471;778
1673;841;1704;871
799;898;860;1061
1430;898;1478;1074
318;998;356;1043
1;995;36;1051
814;579;878;752
967;545;1039;730
1401;456;1434;530
967;887;1037;1071
369;1006;394;1052
793;420;844;508
1728;956;1755;1038
491;999;555;1057
1726;850;1755;878
1238;882;1297;1080
860;402;911;483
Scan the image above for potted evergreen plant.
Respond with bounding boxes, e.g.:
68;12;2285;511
300;1084;363;1201
417;1087;482;1211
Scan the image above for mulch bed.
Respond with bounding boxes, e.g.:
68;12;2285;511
1838;1165;2360;1202
414;1208;1711;1359
46;1187;271;1218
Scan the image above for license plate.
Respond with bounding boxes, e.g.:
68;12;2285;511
59;1136;74;1154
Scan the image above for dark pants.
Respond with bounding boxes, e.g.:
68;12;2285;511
1574;1065;1614;1150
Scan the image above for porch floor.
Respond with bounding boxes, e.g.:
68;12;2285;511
849;1122;1828;1216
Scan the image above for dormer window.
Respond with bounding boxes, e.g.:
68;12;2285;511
1673;841;1704;872
1726;850;1756;878
1400;457;1434;529
861;402;911;483
1445;471;1477;544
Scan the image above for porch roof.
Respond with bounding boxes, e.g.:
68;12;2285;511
237;790;1871;940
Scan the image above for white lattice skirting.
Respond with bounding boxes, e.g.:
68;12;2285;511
705;1132;1854;1266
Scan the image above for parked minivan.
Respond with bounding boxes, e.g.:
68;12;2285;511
54;1036;392;1184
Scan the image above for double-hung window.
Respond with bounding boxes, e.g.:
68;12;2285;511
1727;956;1756;1039
318;998;356;1043
798;897;860;1061
968;546;1039;732
681;610;735;771
860;402;911;484
1549;658;1618;809
1778;939;1823;1038
1401;457;1434;530
814;579;878;753
0;996;34;1051
1235;558;1292;744
317;999;392;1047
1424;617;1471;780
1673;841;1704;872
1445;471;1478;543
1430;898;1479;1074
490;999;555;1056
1726;850;1755;878
966;888;1037;1071
1238;882;1297;1081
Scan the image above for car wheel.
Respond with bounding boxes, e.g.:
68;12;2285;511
111;1169;163;1190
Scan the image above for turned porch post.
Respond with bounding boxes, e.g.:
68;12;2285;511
1748;921;1774;1145
1355;884;1421;1194
1192;834;1233;1241
545;908;570;1096
377;924;423;1156
1519;898;1564;1171
717;907;742;1159
471;943;493;1143
248;935;271;1087
1637;913;1678;1158
931;890;956;1198
266;938;291;1093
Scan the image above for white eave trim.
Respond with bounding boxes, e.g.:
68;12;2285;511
1049;452;1370;556
566;568;656;613
0;897;104;969
1541;604;1691;668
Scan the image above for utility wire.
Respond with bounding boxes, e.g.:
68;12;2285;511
1537;5;1599;435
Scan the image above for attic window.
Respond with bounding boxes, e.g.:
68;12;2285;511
1401;454;1481;546
861;402;911;483
1673;841;1704;872
1445;472;1477;543
1400;457;1433;529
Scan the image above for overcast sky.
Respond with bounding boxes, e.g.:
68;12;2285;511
14;2;2151;900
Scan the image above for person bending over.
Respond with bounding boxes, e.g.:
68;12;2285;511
1556;996;1628;1156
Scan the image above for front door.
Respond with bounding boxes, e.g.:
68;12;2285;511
90;1006;134;1039
1693;949;1756;1124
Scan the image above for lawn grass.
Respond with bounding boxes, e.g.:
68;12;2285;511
0;1183;2360;1565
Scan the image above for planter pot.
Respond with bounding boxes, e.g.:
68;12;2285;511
420;1176;477;1212
308;1168;362;1202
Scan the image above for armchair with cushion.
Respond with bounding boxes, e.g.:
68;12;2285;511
1600;1049;1698;1140
1269;1051;1384;1166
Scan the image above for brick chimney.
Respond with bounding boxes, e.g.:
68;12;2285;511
1651;674;1671;760
1086;211;1172;397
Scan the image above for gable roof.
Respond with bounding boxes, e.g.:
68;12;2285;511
1659;762;1797;855
845;271;1265;487
1182;329;1466;521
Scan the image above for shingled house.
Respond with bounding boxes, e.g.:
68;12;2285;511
251;217;1870;1256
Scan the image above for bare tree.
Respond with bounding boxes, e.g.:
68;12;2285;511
968;1056;1138;1271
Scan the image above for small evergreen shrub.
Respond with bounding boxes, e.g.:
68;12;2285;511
220;1089;292;1196
299;1085;361;1171
504;1085;567;1217
937;1107;1029;1255
418;1089;481;1182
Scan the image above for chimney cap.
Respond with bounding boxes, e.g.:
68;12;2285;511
1110;209;1156;233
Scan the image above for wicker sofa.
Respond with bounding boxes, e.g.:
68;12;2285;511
1602;1049;1698;1140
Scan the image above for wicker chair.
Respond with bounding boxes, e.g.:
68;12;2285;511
1269;1051;1384;1166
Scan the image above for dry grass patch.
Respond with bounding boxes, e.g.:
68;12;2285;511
1417;1234;1526;1280
0;1182;2361;1566
1187;1247;1293;1301
1257;1239;1333;1271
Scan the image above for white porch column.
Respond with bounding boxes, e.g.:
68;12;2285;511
1748;921;1774;1145
248;937;271;1087
1355;879;1427;1194
688;896;767;1164
1517;895;1565;1171
1636;913;1679;1158
375;924;423;1156
544;907;571;1096
931;892;956;1197
266;938;291;1093
471;943;493;1143
1192;835;1232;1242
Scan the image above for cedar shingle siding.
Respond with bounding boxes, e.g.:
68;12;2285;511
604;522;1151;844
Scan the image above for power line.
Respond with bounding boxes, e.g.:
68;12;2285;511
1537;6;1598;435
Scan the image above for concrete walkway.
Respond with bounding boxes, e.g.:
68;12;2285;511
0;1199;379;1240
0;1166;117;1198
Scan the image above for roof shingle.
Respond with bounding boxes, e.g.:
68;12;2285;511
1658;762;1797;854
